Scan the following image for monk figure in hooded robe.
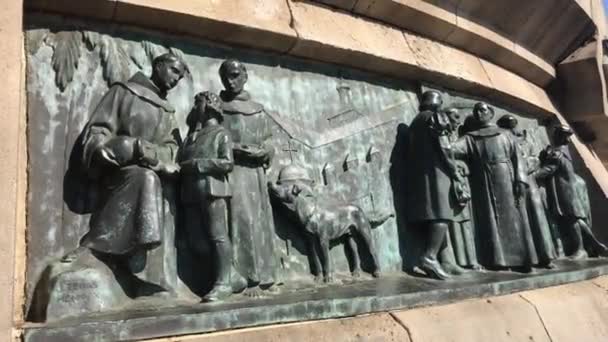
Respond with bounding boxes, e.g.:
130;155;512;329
70;53;187;294
446;103;538;270
218;59;278;295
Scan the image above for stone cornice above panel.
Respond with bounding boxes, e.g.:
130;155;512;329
25;0;559;117
316;0;593;88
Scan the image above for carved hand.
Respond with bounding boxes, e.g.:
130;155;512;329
514;182;527;202
135;138;160;168
101;135;138;166
96;147;120;167
151;162;180;176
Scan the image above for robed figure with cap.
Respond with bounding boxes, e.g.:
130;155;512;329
498;114;558;268
446;103;538;270
218;59;278;293
535;125;608;259
76;53;187;293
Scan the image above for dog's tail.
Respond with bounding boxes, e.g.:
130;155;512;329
368;211;394;228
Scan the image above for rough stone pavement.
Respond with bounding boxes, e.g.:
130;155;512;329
144;275;608;342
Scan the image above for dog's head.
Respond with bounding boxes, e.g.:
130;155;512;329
269;181;313;208
269;180;317;227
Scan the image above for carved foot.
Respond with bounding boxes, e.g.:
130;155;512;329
596;243;608;257
230;269;248;294
351;270;362;278
470;264;484;271
242;287;265;298
420;257;450;280
202;284;232;303
323;274;336;284
442;263;467;275
540;261;556;269
372;270;381;278
313;274;323;283
263;283;281;295
520;265;534;273
570;249;588;260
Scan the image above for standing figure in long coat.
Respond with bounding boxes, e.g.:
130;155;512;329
535;125;607;259
405;91;456;280
448;103;538;270
218;59;278;293
77;53;187;292
497;115;557;268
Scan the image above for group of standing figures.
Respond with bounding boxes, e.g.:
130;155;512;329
67;52;607;306
407;90;607;280
74;54;278;302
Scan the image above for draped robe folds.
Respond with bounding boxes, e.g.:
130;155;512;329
220;90;278;286
518;137;556;263
81;72;179;288
538;145;591;222
450;126;538;267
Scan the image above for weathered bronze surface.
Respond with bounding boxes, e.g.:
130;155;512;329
23;13;608;340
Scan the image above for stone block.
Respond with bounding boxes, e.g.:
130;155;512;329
480;59;558;115
520;281;608;342
288;1;420;79
590;0;606;37
403;32;493;94
316;0;357;10
391;294;551;342
25;0;117;21
28;251;131;322
145;313;411;342
576;0;593;18
354;0;458;42
512;44;556;86
557;40;606;118
0;0;24;338
592;275;608;290
515;0;593;63
114;0;297;53
350;0;554;87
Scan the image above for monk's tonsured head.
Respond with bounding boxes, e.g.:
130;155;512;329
151;53;188;93
419;90;443;112
219;59;248;96
472;102;495;126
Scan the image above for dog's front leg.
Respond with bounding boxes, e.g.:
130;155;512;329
308;235;323;282
318;236;333;283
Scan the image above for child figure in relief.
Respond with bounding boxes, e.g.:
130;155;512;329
179;91;246;302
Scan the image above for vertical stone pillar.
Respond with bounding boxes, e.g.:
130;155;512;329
0;0;26;339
